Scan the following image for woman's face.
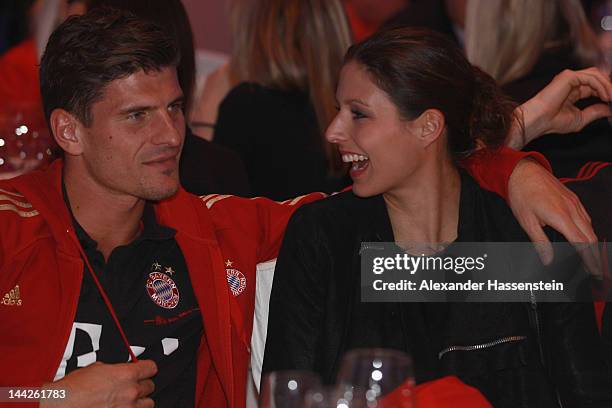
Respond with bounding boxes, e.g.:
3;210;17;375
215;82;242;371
326;62;426;198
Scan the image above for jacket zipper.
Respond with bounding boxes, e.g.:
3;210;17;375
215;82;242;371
438;335;527;359
359;242;386;254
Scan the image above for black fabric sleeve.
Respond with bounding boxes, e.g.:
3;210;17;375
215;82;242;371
603;305;612;372
536;229;612;406
541;301;612;407
262;205;329;378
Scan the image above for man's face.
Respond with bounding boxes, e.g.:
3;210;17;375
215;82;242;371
78;67;185;201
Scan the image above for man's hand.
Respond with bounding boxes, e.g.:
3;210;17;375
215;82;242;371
41;360;157;408
508;159;601;276
507;67;612;150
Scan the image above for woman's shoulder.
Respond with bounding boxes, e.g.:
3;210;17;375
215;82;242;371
292;190;368;218
287;190;383;234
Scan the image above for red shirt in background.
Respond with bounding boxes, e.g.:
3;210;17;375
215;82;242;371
344;1;380;42
0;40;41;109
0;40;55;177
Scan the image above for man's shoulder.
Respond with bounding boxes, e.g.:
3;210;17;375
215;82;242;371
160;190;325;232
0;180;43;220
197;192;325;212
0;179;51;260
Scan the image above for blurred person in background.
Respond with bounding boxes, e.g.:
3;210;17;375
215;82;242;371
85;0;250;196
196;0;353;201
386;0;609;177
0;0;88;178
585;0;612;70
191;0;408;142
385;0;467;46
0;0;35;55
344;0;409;41
465;0;601;93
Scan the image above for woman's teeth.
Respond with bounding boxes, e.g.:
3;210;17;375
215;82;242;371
342;154;369;171
341;154;369;163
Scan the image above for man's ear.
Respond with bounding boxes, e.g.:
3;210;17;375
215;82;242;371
49;109;85;156
412;109;445;148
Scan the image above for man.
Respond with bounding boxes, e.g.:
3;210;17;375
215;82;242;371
0;7;608;408
0;8;324;407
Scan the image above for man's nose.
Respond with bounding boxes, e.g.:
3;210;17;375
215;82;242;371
153;110;183;146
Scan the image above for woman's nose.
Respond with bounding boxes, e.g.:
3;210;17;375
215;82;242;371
325;114;347;144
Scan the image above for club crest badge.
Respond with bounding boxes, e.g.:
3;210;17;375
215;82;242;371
225;260;246;296
146;271;180;309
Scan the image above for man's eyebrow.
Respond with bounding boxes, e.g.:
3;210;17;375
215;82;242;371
118;104;155;115
117;95;185;115
168;96;185;106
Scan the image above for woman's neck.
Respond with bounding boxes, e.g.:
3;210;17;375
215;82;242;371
383;159;461;246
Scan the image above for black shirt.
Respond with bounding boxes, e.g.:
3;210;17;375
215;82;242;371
56;189;203;407
214;82;349;201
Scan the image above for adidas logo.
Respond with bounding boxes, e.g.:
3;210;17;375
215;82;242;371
2;285;22;306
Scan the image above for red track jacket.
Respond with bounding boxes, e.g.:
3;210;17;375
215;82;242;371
0;149;543;407
0;160;327;407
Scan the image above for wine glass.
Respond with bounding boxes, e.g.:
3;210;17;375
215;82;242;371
304;386;355;408
336;349;415;408
260;370;322;408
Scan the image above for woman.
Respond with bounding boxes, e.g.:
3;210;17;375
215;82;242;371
263;28;612;407
194;0;352;200
465;0;601;91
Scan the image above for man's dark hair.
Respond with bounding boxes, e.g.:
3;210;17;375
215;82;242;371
39;7;180;126
88;0;196;113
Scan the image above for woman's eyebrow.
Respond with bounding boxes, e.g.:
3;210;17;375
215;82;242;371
347;98;370;107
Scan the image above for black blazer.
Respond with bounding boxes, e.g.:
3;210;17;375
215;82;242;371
263;172;612;407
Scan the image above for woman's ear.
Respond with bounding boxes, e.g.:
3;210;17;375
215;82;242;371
413;109;445;148
49;109;85;156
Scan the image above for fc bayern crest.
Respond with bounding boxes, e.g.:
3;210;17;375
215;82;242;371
226;268;247;296
146;271;180;309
